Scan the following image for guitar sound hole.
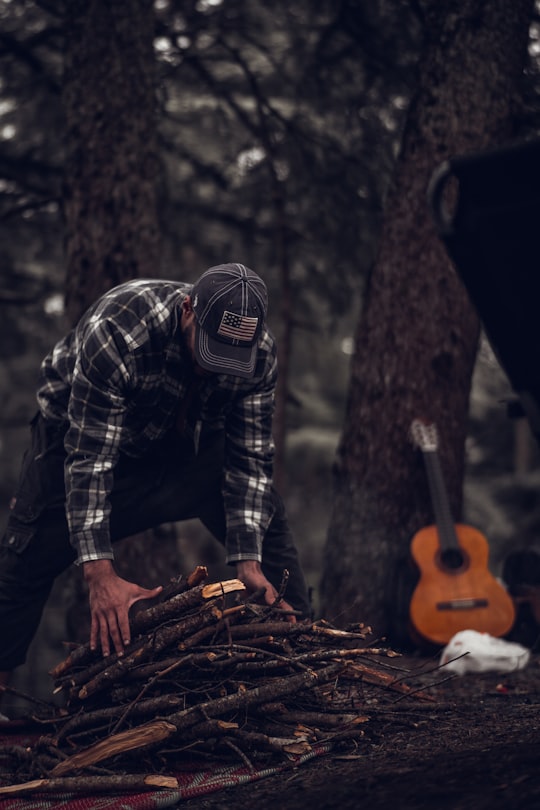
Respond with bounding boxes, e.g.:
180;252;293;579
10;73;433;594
440;549;465;571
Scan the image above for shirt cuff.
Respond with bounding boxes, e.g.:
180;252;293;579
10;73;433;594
226;551;263;565
225;531;263;564
70;527;114;566
74;551;115;566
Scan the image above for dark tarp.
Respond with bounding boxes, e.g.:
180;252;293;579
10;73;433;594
428;137;540;438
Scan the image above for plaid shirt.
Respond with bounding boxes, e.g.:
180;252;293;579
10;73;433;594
37;279;277;566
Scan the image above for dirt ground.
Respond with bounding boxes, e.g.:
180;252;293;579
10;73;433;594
180;649;540;810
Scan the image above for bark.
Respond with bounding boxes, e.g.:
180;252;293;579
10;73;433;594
0;774;179;798
59;0;173;647
50;566;209;680
56;693;186;743
62;0;160;326
77;603;223;700
55;579;244;701
50;662;344;776
321;0;535;632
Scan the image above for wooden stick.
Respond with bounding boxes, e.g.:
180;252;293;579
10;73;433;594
131;578;244;636
51;662;345;776
0;773;179;797
49;566;210;679
77;604;223;700
55;693;187;743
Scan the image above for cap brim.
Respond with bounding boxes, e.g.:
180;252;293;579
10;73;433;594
194;323;258;378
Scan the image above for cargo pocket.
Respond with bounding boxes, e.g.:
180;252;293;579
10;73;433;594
1;517;36;555
2;413;67;555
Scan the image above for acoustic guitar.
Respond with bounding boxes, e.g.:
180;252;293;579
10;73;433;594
408;419;515;647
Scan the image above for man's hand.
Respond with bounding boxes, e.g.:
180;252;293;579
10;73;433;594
83;559;163;657
236;559;296;623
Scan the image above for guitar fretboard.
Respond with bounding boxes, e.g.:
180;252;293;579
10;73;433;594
422;449;460;552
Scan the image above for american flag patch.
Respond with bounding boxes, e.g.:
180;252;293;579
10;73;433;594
217;310;258;342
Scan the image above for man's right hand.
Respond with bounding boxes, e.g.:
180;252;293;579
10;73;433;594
236;559;296;623
83;559;162;657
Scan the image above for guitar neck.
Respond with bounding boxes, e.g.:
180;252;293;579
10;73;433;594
422;449;460;552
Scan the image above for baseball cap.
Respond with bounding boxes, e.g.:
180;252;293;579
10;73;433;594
191;263;268;377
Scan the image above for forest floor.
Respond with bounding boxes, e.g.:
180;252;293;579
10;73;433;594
179;647;540;810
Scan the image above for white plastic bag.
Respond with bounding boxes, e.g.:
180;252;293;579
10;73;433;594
439;630;531;675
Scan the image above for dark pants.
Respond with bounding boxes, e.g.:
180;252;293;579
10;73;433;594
0;413;311;670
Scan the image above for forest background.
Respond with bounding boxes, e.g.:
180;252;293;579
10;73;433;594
1;0;540;712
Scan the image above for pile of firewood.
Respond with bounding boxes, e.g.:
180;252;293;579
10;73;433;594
0;566;430;799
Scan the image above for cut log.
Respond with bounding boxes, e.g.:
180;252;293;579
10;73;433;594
201;579;246;599
51;720;177;776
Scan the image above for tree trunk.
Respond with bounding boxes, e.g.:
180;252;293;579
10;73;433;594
320;0;534;633
60;0;177;643
62;0;161;326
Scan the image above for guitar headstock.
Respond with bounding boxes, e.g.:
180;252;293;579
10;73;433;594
410;419;439;452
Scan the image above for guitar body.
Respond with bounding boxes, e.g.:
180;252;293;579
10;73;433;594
409;522;516;646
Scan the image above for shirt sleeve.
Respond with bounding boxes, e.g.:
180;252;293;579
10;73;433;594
64;318;134;564
222;345;277;563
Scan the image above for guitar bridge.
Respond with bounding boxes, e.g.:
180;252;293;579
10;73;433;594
436;598;489;611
